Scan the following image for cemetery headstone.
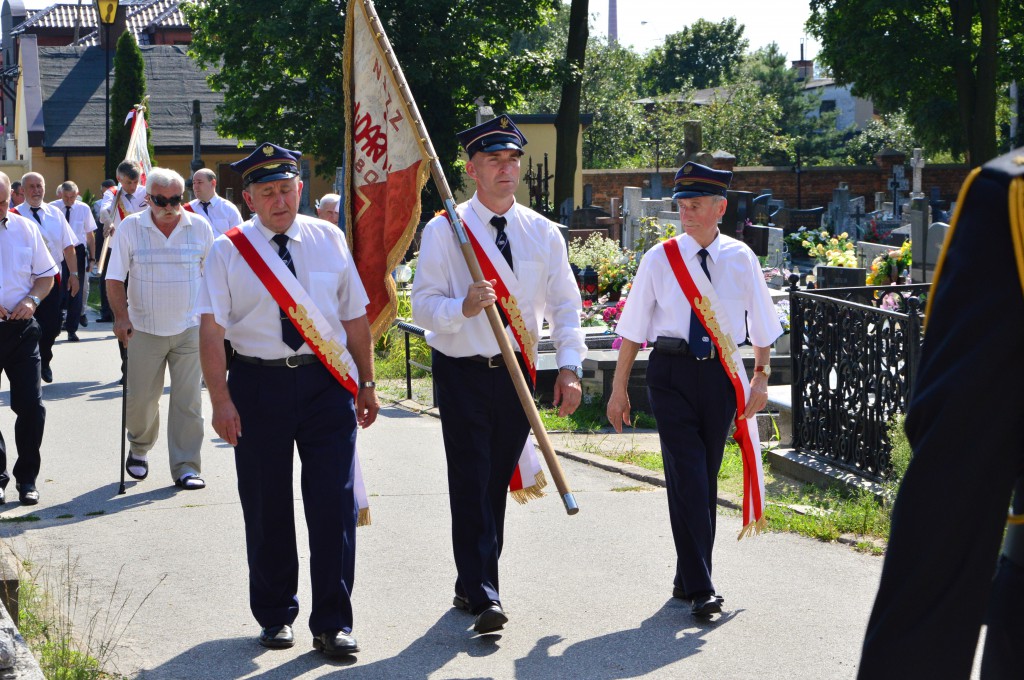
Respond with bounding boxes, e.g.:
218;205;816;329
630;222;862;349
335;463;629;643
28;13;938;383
816;265;867;289
910;148;925;197
622;186;643;250
888;164;910;219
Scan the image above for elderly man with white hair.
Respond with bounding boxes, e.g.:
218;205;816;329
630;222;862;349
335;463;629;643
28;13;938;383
106;167;215;490
189;168;243;235
316;193;341;230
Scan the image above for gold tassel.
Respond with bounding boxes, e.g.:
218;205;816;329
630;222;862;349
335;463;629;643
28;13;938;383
736;515;769;541
357;506;372;527
509;470;548;505
1008;513;1024;526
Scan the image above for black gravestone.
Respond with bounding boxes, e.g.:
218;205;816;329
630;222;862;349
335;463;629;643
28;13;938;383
816;266;867;289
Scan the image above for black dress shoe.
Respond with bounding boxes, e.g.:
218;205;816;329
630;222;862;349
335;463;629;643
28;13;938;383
313;630;359;657
67;331;80;342
0;488;6;505
41;366;53;383
258;624;294;649
452;593;470;611
16;483;39;506
691;593;723;618
80;314;88;327
673;586;724;605
473;603;508;634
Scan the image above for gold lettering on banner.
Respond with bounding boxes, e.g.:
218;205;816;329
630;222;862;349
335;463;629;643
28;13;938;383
694;296;739;376
289;304;352;379
501;293;537;360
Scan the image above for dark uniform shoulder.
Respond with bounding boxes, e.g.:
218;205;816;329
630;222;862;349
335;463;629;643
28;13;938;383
981;146;1024;181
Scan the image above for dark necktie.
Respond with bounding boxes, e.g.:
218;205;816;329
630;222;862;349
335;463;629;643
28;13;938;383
124;193;132;205
65;205;72;223
30;206;42;224
688;249;713;359
200;201;211;215
272;234;304;351
491;215;513;271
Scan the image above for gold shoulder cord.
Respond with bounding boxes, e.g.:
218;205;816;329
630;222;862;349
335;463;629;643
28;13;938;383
1004;176;1024;529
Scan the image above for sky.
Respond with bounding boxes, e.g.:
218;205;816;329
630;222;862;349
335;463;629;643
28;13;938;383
18;0;822;62
580;0;821;62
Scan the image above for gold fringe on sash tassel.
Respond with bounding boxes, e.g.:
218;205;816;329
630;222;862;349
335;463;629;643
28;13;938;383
737;516;768;541
510;470;548;505
357;507;372;527
1008;513;1024;526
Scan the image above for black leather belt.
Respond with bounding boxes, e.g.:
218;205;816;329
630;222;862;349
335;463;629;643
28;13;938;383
461;353;522;369
653;336;717;360
233;353;320;368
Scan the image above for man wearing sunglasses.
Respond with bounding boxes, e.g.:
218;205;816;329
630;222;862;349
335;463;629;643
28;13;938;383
106;168;215;491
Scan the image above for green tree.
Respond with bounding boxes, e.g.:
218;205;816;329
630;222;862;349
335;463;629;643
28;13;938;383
640;18;748;95
107;31;153;178
807;0;1019;166
553;0;588;214
691;82;790;166
841;112;919;165
184;0;557;189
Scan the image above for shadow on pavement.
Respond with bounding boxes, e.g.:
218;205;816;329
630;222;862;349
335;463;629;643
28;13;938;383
514;599;740;679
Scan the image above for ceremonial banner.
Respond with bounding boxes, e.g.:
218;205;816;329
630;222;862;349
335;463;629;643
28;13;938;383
663;238;767;539
344;0;431;341
124;101;152;186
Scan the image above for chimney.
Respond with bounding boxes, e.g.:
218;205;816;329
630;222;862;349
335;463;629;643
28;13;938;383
791;41;813;81
608;0;618;45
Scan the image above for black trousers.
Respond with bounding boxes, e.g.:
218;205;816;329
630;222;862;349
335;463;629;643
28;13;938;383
646;349;735;600
0;319;45;488
32;273;61;370
229;360;358;635
61;244;87;334
432;350;531;614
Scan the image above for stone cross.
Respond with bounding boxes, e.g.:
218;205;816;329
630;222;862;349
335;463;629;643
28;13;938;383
888;165;909;219
910;148;926;197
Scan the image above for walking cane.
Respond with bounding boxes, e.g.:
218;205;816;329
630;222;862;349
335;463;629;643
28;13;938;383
118;340;127;495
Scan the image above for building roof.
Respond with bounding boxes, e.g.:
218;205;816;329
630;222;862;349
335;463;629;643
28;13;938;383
33;43;246;152
13;0;192;46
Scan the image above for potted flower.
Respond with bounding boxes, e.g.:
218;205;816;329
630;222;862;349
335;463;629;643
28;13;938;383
597;251;637;301
866;239;912;285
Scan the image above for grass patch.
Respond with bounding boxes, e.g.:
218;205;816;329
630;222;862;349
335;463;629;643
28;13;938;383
56;514;74;519
84;511;105;517
607;449;664;472
1;514;41;523
611;486;649;492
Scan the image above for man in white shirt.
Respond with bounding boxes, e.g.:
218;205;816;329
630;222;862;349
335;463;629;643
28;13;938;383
106;167;214;491
315;193;340;230
606;162;782;619
14;173;80;384
10;181;24;208
198;143;378;657
189;168;243;236
51;181;97;341
412;115;586;634
97;161;147;323
0;171;58;505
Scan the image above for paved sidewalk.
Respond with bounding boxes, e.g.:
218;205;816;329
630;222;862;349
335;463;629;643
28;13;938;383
0;317;890;679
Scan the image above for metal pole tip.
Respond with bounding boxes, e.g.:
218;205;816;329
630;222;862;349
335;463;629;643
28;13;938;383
563;493;579;515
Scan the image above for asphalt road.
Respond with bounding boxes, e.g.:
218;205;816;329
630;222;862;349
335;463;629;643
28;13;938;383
0;316;892;679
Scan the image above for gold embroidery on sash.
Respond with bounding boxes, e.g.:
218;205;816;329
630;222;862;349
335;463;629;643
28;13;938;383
694;296;739;376
501;293;537;360
290;304;351;379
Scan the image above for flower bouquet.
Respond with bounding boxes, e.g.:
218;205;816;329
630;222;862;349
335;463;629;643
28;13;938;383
866;239;912;285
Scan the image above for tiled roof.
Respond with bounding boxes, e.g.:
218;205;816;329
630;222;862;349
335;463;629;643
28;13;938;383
14;0;192;43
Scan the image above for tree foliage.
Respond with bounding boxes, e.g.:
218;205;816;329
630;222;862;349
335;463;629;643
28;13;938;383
107;32;152;178
841;112;919;165
691;82;789;166
640;18;748;94
808;0;1021;166
183;0;557;188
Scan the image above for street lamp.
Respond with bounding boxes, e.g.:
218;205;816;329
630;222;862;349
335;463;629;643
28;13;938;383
97;0;118;177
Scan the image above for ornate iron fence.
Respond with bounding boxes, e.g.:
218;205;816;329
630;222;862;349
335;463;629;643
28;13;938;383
790;282;929;481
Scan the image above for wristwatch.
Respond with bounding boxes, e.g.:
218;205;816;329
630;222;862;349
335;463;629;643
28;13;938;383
26;295;41;306
560;365;583;380
359;381;376;389
754;365;772;379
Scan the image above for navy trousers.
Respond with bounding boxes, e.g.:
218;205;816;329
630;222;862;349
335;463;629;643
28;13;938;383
432;350;531;614
229;360;358;636
61;244;87;334
33;273;61;371
0;319;45;488
646;349;735;600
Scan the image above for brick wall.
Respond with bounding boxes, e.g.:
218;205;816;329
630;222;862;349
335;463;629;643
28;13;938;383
584;164;971;213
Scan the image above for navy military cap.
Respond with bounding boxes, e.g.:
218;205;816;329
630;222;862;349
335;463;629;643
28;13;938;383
672;161;733;199
230;142;302;186
457;115;527;157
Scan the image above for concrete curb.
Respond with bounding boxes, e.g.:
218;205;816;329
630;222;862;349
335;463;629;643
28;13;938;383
0;545;44;680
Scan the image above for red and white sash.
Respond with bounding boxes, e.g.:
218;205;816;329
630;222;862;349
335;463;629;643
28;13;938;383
225;223;372;525
663;238;767;539
446;208;547;503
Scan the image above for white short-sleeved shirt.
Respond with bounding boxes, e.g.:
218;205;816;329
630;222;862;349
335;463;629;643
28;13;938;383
411;194;586;368
49;200;98;245
0;214;59;311
188;195;243;236
106;209;215;336
98;185;146;227
13;202;79;265
616;232;783;348
196;214;370;360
